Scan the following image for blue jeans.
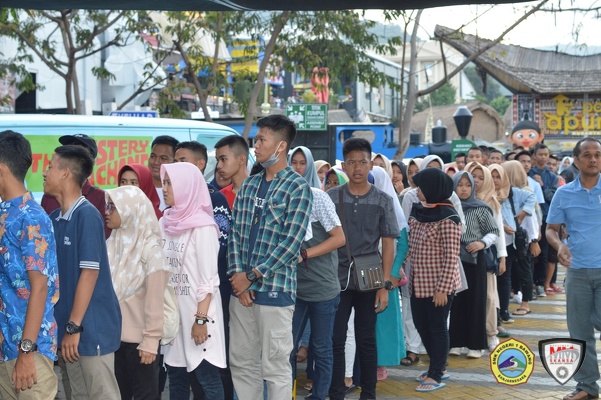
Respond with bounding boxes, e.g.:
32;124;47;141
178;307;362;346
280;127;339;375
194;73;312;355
566;268;601;396
291;295;340;400
168;361;224;400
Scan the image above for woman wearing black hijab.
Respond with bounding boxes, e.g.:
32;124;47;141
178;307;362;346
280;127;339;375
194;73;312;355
407;168;462;393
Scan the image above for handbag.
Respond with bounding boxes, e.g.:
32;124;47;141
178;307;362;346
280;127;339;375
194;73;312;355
338;189;385;292
161;285;179;345
483;245;499;274
508;188;530;261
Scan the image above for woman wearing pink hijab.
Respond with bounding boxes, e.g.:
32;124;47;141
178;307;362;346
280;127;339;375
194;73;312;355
160;162;226;399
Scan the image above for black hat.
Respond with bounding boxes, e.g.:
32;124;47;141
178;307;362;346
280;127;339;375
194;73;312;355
512;121;540;134
59;134;98;159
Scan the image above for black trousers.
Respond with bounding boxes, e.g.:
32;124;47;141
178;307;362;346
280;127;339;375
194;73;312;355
329;289;377;400
115;341;160;400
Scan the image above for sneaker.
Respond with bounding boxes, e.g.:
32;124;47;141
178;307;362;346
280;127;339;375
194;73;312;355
449;347;463;356
497;325;511;338
500;312;515;324
536;285;547;297
511;291;523;304
467;349;484;359
488;335;500;351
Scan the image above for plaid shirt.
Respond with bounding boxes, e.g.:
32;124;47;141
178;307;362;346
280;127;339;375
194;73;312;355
227;166;311;300
408;217;462;298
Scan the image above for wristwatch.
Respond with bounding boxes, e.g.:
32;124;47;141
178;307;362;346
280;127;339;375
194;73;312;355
65;321;84;335
246;270;259;283
531;239;539;243
195;318;208;325
384;280;394;291
18;339;38;354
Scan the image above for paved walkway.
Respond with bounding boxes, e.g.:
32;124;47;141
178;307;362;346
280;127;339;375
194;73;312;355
295;267;596;399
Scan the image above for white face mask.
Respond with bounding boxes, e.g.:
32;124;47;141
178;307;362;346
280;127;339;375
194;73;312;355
260;141;284;168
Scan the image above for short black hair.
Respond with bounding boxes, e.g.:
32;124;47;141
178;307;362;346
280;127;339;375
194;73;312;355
0;130;32;181
478;145;490;156
515;150;532;161
467;146;482;154
532;143;549;155
215;135;249;158
55;145;94;188
256;115;296;147
489;149;503;156
176;141;208;163
342;137;372;159
549;153;560;161
505;151;516;160
573;138;601;158
151;135;179;156
454;152;466;160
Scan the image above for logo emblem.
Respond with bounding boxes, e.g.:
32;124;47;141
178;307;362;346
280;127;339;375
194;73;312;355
539;338;586;385
490;338;535;386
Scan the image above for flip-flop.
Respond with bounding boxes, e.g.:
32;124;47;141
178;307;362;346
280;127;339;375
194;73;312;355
545;287;555;295
416;382;446;392
416;372;450;382
512;308;531;316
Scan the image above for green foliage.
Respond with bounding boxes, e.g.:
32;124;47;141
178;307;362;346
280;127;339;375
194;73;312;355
415;82;457;112
490;95;511;116
302;89;318;103
463;65;505;103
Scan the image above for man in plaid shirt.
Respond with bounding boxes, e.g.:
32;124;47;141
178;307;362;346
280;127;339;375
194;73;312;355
228;115;312;400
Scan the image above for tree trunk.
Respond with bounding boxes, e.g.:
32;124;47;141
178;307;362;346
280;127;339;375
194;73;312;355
65;67;74;114
243;11;290;139
71;61;83;114
395;9;422;159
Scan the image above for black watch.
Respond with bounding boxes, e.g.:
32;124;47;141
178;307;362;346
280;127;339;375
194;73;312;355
246;270;259;283
195;318;208;325
531;239;539;243
65;321;84;335
18;339;38;354
384;280;394;291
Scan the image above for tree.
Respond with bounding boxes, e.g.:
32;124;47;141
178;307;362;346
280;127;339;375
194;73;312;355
415;82;456;112
0;9;148;114
394;0;549;158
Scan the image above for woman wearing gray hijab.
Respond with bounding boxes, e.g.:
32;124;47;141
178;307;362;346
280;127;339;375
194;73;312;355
288;146;322;189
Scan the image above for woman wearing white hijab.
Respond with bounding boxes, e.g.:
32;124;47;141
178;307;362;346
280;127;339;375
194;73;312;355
558;156;574;174
371;166;408;378
105;185;171;399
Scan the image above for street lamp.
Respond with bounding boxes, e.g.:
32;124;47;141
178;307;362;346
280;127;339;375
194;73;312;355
453;106;472;138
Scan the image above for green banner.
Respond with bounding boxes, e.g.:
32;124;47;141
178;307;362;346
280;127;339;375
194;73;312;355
451;138;476;161
27;135;153;192
286;103;328;131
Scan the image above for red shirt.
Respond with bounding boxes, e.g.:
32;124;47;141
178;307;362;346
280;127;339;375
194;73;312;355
41;180;111;239
408;218;462;298
220;184;236;209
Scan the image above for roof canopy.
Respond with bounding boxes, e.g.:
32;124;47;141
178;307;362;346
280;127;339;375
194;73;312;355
435;25;601;95
3;0;531;11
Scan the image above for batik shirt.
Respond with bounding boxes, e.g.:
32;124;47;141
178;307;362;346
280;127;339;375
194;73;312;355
0;192;59;361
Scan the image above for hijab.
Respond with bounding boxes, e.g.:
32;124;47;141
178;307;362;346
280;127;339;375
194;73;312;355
324;167;348;187
106;186;169;302
314;160;331;175
160;163;218;237
288;146;321;189
488;164;511;202
420;155;445;171
391;160;409;188
118;163;162;220
465;162;500;213
410;167;460;224
371;153;393;178
452;171;492;213
558;156;574;174
503;160;529;189
372;165;407;231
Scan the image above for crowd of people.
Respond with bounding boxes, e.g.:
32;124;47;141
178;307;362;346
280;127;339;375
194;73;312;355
0;116;596;400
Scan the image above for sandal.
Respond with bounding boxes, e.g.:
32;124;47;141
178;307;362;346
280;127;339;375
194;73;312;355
401;351;420;366
552;284;564;293
377;367;388;381
545;287;555;295
512;308;531;316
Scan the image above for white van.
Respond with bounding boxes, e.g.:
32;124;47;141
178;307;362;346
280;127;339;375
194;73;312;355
0;114;244;200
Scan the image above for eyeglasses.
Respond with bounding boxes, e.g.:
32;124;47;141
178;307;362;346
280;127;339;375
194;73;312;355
105;203;117;214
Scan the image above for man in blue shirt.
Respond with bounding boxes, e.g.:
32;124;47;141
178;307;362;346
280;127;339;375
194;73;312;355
0;131;59;399
547;138;601;400
43;145;121;399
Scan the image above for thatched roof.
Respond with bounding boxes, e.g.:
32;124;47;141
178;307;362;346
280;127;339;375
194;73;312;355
411;101;504;142
435;25;601;95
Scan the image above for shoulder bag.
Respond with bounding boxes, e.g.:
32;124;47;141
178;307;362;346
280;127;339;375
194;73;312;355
338;188;385;292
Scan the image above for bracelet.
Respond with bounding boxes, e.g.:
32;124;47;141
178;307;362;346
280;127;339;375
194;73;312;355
195;312;208;318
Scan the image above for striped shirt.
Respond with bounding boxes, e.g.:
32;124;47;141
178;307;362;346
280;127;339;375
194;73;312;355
227;166;312;300
408;217;462;298
460;207;499;245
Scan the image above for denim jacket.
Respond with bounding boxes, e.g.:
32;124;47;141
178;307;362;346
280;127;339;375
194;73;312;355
500;187;536;231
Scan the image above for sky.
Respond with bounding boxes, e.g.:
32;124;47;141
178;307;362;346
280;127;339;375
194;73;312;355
366;0;601;54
